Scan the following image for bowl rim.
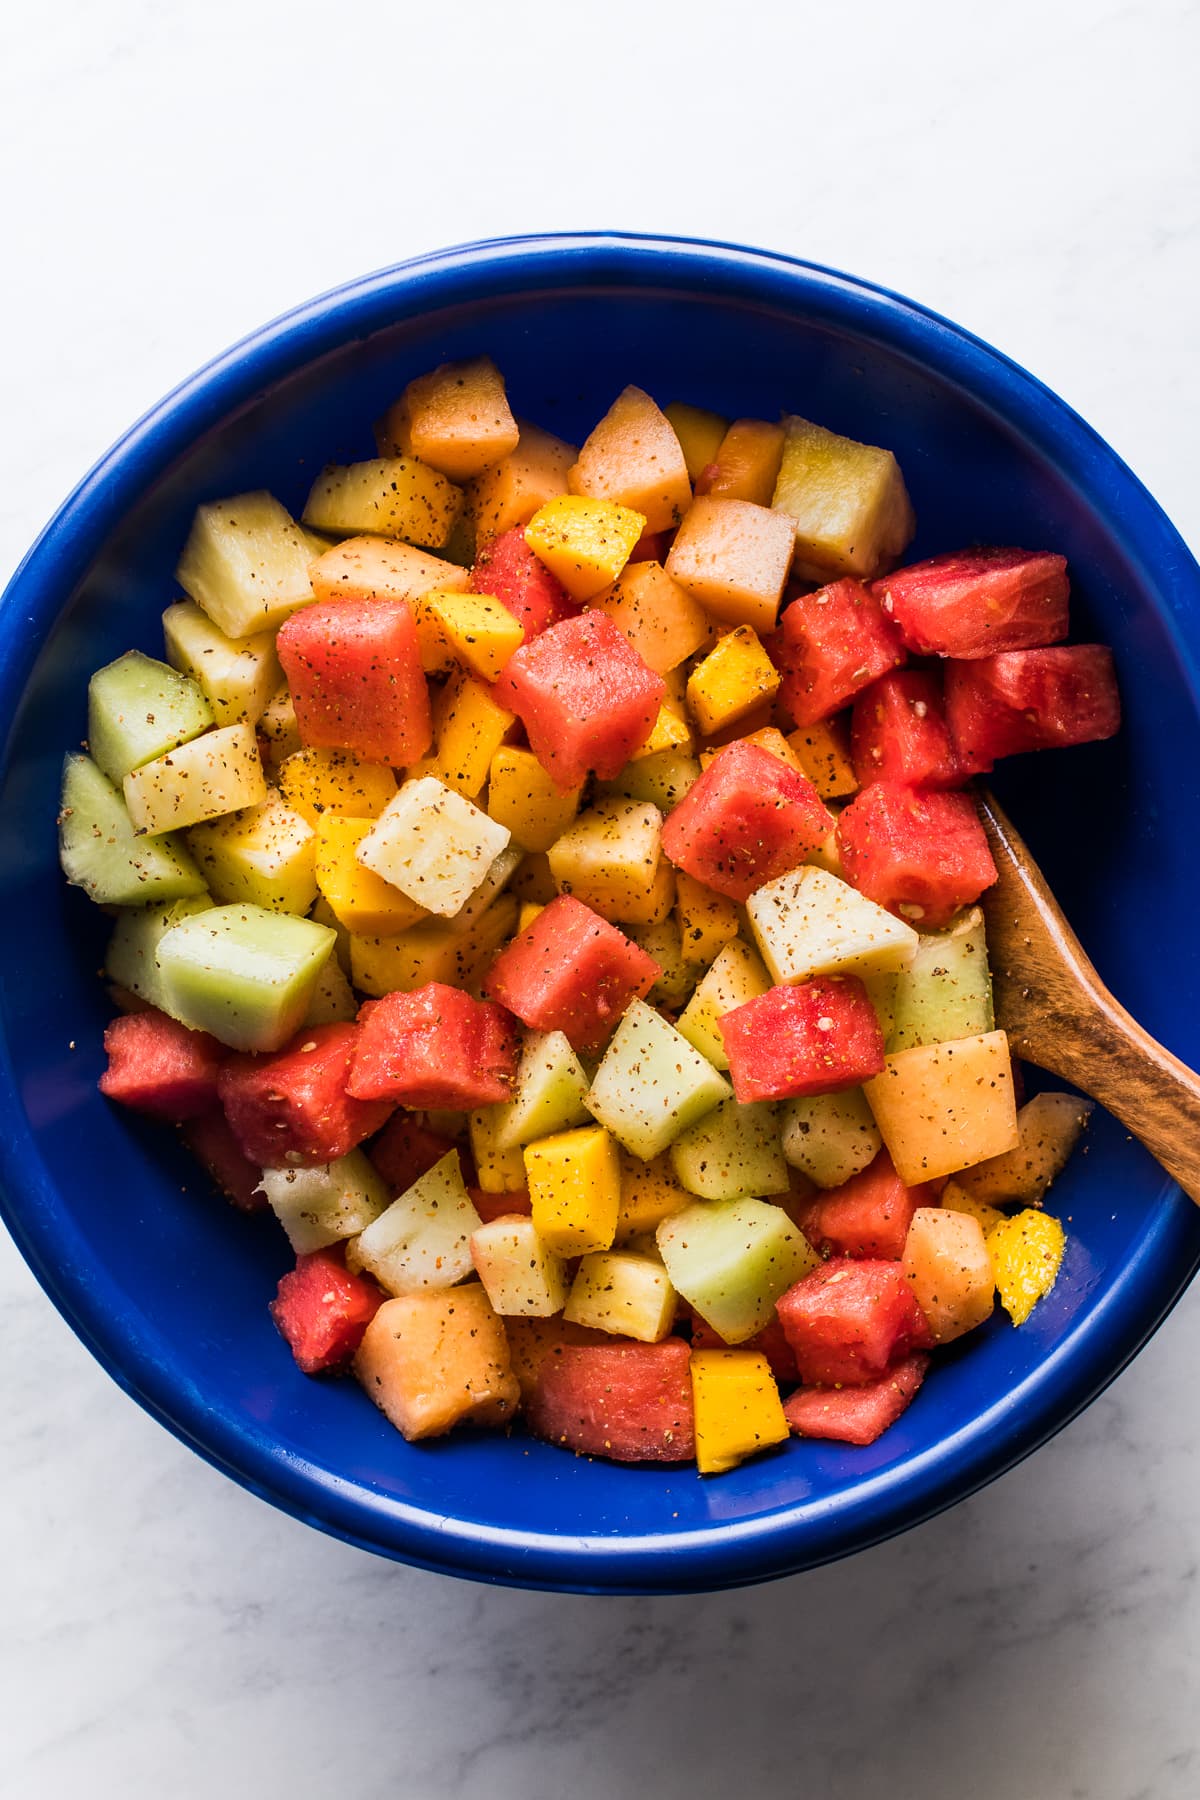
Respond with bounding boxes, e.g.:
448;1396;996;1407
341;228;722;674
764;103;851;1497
3;230;1199;1594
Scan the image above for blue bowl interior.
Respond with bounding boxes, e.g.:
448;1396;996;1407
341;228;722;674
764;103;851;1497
2;237;1199;1592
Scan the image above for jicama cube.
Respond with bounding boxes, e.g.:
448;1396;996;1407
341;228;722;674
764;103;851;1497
58;754;205;907
355;776;510;918
258;1150;389;1254
302;456;462;549
564;1252;677;1342
586;998;731;1160
176;491;316;638
123;721;267;835
162;601;281;728
747;864;919;985
347;1152;483;1294
88;650;213;783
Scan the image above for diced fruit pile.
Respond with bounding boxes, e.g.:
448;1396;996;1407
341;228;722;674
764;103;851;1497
60;361;1119;1476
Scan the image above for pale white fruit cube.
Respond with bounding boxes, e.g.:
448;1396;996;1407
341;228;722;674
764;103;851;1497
469;1215;569;1317
564;1251;677;1342
123;720;268;835
176;492;316;639
347;1152;482;1294
258;1152;389;1254
747;864;918;985
355;776;511;919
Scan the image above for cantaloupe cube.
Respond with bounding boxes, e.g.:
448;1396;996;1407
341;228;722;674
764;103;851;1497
664;402;728;482
700;418;785;506
686;625;781;737
674;870;741;967
676;938;772;1069
615;1150;693;1242
470;1214;569;1317
952;1092;1093;1206
411;668;515;800
302;457;463;549
666;495;795;633
258;1151;389;1254
787;718;859;799
185;787;317;915
524;1125;621;1256
569;386;692;532
309;535;471;615
592;560;712;675
163;601;281;728
469;1103;530;1194
123;721;267;835
987;1208;1066;1326
564;1252;677;1342
176;492;315;638
691;1349;789;1475
486;746;583;853
378;356;519;482
747;864;919;985
355;776;510;919
420;590;523;682
354;1287;519;1441
258;686;302;765
277;747;397;827
773;414;915;580
348;1152;482;1293
314;813;428;935
547;797;673;927
903;1206;995;1342
350;893;517;998
523;495;646;601
466;419;578;539
864;1030;1020;1185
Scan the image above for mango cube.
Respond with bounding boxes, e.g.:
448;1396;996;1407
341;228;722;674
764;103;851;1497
123;721;267;835
631;703;693;761
350;893;517;998
155;902;336;1051
717;726;803;774
277;746;396;827
685;625;781;737
355;775;510;919
564;1252;677;1343
615;1151;693;1242
592;558;712;675
773;414;915;580
568;385;692;533
186;787;317;915
378;355;519;482
354;1288;519;1441
466;419;577;539
674;870;741;967
258;1151;389;1254
663;402;728;482
986;1208;1067;1326
421;590;523;682
747;864;919;985
302;456;462;550
547;797;673;926
585;998;731;1161
470;1103;532;1194
690;1349;789;1475
163;601;281;728
413;668;515;800
176;491;315;638
523;495;646;601
314;813;428;935
864;1029;1020;1185
523;1125;621;1256
787;718;859;800
486;746;583;853
666;495;795;633
470;1215;570;1318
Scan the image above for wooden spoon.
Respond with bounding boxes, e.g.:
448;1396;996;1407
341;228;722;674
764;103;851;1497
977;788;1200;1203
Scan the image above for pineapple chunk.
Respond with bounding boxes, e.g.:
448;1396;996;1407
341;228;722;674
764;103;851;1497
676;939;771;1069
258;1152;389;1254
378;356;519;481
781;1086;882;1188
258;685;302;765
564;1252;677;1342
663;402;728;482
586;998;731;1160
487;746;583;853
940;1179;1006;1235
355;776;510;919
493;1030;591;1151
314;813;428;935
176;491;316;638
469;1104;530;1194
420;590;523;682
691;1350;789;1475
523;495;646;601
347;1152;483;1295
105;895;213;1011
599;747;701;814
674;870;741;967
302;457;463;549
88;651;213;783
354;1288;518;1441
547;797;673;926
523;1125;621;1257
412;668;515;801
987;1208;1066;1325
568;385;692;532
787;718;859;800
518;901;545;933
466;419;577;539
665;495;795;633
953;1092;1093;1206
630;703;693;761
277;747;396;827
163;601;281;728
155;903;336;1051
772;414;915;580
470;1215;570;1317
614;1151;693;1242
864;1030;1020;1185
58;755;206;908
685;626;781;737
309;534;470;608
592;558;711;674
185;787;317;915
349;892;517;998
123;721;267;836
670;1097;789;1201
747;864;919;985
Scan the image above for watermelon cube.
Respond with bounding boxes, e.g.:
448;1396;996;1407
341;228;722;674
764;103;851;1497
783;1352;930;1444
836;783;998;929
270;1247;384;1374
181;1106;265;1210
469;1184;533;1224
275;598;431;767
526;1339;695;1462
660;740;832;903
470;527;579;642
347;982;519;1108
774;578;906;726
850;669;962;790
369;1113;465;1191
98;1009;225;1121
687;1310;799;1385
492;610;665;790
944;645;1121;774
871;548;1070;658
484;895;660;1057
718;976;885;1103
218;1022;393;1167
775;1256;932;1386
798;1149;938;1260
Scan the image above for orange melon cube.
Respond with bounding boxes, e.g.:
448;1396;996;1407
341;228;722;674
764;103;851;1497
698;418;785;506
787;717;859;799
592;559;712;674
377;356;519;482
310;535;470;613
354;1287;519;1441
664;403;728;482
466;419;577;539
902;1207;995;1342
665;496;795;633
524;495;646;601
568;386;692;533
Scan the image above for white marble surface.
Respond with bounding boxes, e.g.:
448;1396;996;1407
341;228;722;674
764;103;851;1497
3;3;1199;1795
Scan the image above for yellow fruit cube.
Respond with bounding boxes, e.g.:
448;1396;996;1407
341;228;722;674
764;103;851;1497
258;685;302;765
310;535;470;616
466;419;577;539
314;813;428;935
185;787;317;915
377;356;519;482
547;797;674;926
421;590;524;682
412;668;515;800
523;1125;621;1257
987;1208;1067;1326
349;893;517;997
686;626;781;737
773;414;915;580
666;495;795;633
162;601;282;728
939;1180;1006;1235
523;495;646;601
702;419;785;507
788;719;859;800
486;746;583;853
278;747;397;828
663;402;728;482
517;901;545;933
511;850;558;904
302;457;463;550
615;1150;693;1242
564;1252;677;1342
175;492;315;639
864;1030;1020;1185
469;1106;530;1194
690;1349;790;1475
675;870;741;966
592;559;712;675
675;938;771;1069
631;702;693;761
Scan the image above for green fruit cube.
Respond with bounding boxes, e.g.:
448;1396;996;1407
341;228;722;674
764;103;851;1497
87;650;214;783
58;754;207;907
887;906;994;1053
669;1098;790;1202
781;1086;882;1188
155;902;336;1050
303;954;357;1025
772;414;915;581
105;894;214;1010
675;938;771;1069
657;1198;817;1343
493;1030;591;1151
585;997;731;1160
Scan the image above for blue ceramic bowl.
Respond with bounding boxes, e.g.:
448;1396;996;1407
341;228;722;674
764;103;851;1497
3;234;1199;1594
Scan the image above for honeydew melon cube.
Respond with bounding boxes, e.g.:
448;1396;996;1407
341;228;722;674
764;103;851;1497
346;1152;482;1295
469;1215;569;1317
355;776;510;919
258;1151;389;1254
747;864;919;985
185;788;317;915
302;952;357;1025
585;998;731;1160
669;1098;789;1201
176;491;316;638
887;906;994;1052
676;939;771;1069
105;894;214;1010
155;903;336;1051
657;1198;818;1343
123;721;267;836
493;1031;591;1151
87;650;214;783
563;1252;677;1342
547;797;672;926
626;917;696;1008
58;754;207;907
781;1087;883;1187
469;1106;530;1193
772;414;915;581
162;601;281;727
597;747;700;814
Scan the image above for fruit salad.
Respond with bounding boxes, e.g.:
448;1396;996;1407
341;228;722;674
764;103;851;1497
59;362;1119;1475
